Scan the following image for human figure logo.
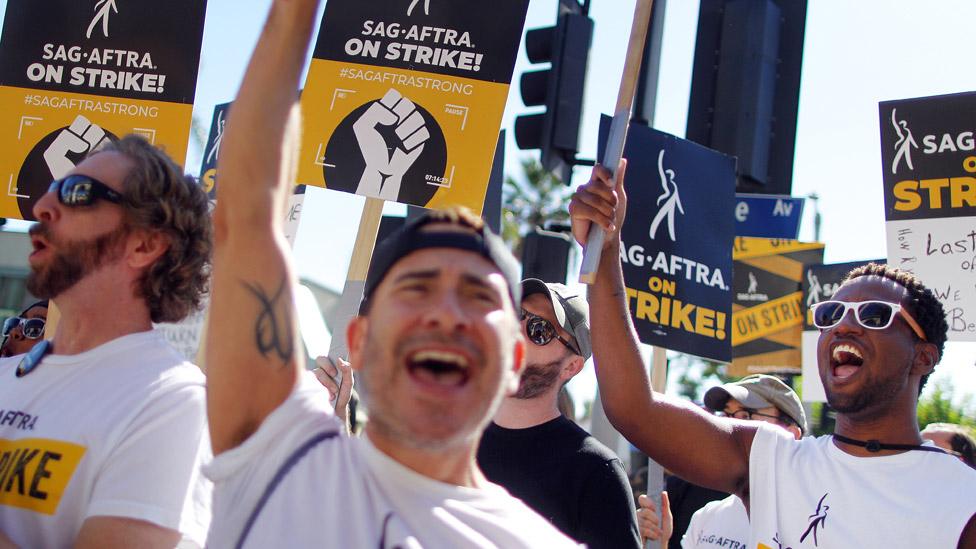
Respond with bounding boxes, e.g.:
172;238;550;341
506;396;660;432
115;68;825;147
86;0;119;39
648;149;684;241
891;108;917;174
799;493;829;546
407;0;430;16
206;110;226;165
806;269;822;308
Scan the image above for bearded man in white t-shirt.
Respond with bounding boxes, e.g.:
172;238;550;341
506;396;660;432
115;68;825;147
0;139;213;545
569;164;976;548
202;1;578;547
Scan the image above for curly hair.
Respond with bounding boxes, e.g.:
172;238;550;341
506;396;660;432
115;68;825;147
843;263;947;392
97;135;212;323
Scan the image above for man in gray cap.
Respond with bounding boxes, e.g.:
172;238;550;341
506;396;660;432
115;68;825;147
703;374;806;439
477;279;641;549
639;375;805;548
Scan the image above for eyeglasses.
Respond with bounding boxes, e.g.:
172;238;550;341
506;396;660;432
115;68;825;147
49;175;122;207
519;308;580;356
2;317;46;339
811;300;927;340
721;407;793;426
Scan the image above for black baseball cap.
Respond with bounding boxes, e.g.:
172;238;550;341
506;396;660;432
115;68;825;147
360;208;521;314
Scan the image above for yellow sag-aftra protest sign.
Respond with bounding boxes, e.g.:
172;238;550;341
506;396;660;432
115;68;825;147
730;237;824;376
298;0;528;213
0;0;207;221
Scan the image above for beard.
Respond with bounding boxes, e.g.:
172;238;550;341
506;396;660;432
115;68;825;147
359;328;493;452
514;356;565;400
825;364;909;417
26;222;129;299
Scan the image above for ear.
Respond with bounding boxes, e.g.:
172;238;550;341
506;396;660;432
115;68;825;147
346;316;368;372
503;337;525;396
560;354;585;383
911;341;939;377
788;424;803;441
126;229;170;270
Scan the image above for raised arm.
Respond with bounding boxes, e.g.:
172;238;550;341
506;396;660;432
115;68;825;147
570;162;757;496
207;0;321;454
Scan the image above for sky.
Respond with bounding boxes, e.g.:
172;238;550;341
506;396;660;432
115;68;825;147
1;0;974;409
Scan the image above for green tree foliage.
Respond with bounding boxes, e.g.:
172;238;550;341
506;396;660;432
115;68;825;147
502;156;573;256
917;380;976;430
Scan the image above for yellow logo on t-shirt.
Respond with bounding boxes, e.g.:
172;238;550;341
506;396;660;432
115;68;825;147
0;438;85;515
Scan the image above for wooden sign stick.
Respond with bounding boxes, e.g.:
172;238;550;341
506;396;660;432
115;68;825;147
327;196;384;362
579;0;654;285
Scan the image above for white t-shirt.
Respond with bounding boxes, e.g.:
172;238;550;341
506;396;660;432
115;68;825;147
749;423;976;548
204;372;581;548
681;495;747;549
0;330;211;548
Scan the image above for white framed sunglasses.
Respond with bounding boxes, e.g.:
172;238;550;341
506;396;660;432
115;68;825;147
810;300;926;341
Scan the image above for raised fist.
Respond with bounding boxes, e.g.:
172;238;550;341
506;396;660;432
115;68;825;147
44;115;109;179
353;89;430;201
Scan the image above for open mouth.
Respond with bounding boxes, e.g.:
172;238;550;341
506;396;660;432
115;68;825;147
830;343;864;379
406;349;471;388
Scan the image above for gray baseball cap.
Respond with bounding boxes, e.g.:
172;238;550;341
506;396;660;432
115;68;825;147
520;279;592;360
704;374;807;434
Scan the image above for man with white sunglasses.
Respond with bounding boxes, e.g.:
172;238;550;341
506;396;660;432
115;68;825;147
0;301;47;358
569;162;976;548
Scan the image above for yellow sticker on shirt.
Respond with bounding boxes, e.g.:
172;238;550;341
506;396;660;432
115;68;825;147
0;438;85;515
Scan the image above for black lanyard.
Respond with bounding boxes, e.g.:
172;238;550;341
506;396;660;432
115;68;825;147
832;433;947;454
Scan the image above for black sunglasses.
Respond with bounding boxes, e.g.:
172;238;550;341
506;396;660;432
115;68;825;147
2;317;45;339
49;175;123;207
519;309;580;356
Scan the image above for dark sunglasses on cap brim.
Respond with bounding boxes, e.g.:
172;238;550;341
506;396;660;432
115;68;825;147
810;300;926;340
2;317;45;339
49;175;123;207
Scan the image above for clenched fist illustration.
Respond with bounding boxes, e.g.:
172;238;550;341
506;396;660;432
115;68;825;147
354;89;430;201
44;115;110;179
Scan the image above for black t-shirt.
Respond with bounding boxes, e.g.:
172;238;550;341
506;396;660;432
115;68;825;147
477;416;641;549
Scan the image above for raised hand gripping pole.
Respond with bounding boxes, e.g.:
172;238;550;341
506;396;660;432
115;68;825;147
579;0;654;285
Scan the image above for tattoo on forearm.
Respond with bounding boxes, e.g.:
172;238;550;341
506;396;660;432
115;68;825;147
241;278;294;366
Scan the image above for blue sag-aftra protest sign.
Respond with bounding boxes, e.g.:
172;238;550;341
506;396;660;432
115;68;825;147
599;117;736;362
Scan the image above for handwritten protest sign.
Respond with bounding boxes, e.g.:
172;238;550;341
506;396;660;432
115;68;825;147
0;0;207;220
600;118;736;362
880;92;976;341
297;0;527;213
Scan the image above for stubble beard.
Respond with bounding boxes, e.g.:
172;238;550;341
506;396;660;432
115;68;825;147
359;328;492;452
26;222;129;299
513;356;565;400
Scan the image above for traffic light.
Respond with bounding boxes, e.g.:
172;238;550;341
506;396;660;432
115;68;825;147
686;0;808;195
514;3;593;184
521;226;573;284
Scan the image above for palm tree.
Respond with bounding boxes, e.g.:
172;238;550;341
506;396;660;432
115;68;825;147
502;157;574;257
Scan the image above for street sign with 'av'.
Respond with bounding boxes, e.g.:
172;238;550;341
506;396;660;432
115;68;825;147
734;194;805;239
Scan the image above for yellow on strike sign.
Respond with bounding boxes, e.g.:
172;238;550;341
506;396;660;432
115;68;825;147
0;0;207;220
730;237;824;376
298;0;529;213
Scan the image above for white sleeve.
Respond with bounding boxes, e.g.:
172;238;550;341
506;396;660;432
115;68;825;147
85;381;211;545
681;505;707;549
